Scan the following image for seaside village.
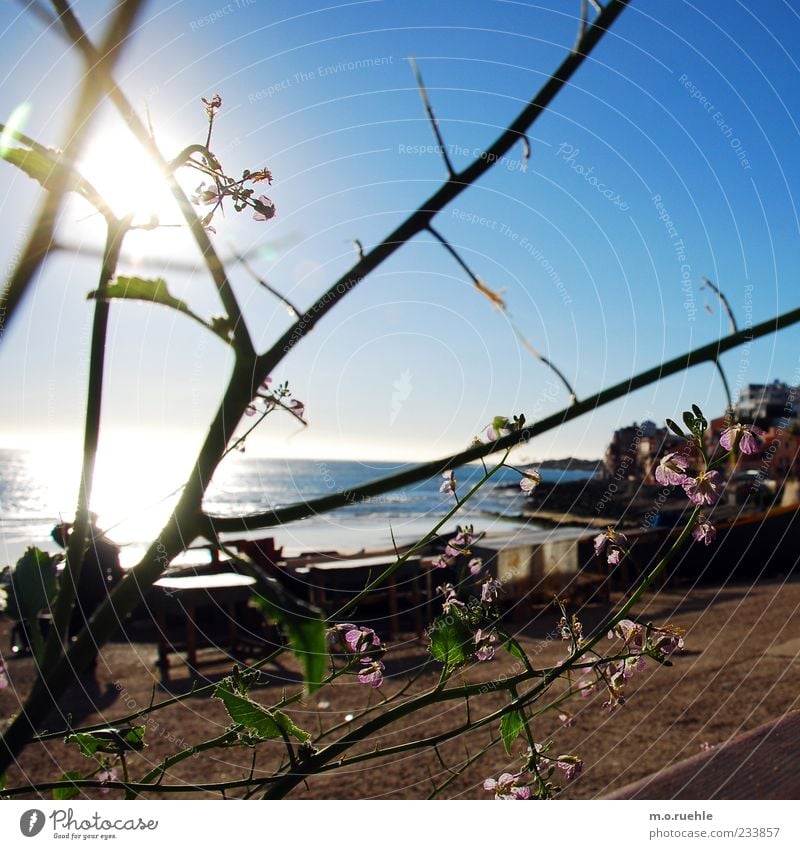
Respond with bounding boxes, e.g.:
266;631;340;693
476;380;800;609
603;381;800;505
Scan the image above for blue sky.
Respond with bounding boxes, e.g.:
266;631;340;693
2;0;800;465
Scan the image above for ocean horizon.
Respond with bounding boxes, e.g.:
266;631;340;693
0;448;596;568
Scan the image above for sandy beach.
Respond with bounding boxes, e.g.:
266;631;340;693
2;574;799;800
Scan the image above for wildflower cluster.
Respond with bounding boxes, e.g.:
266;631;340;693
557;611;584;653
593;526;628;566
431;524;484;572
428;539;506;669
654;405;765;543
245;376;305;421
483;743;584;800
181;95;276;231
430;577;502;665
439;469;457;496
475;413;526;445
228;377;305;454
575;619;685;713
328;623;386;688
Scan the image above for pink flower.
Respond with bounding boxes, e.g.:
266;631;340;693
474;628;497;662
357;658;385;688
437;583;465;614
557;758;583;782
439;470;456;495
481;577;501;603
481;417;512;443
683;470;722;505
431;555;449;569
577;679;595;698
558;712;576;728
468;557;483;575
192;183;219;205
692;515;716;545
288;399;305;418
443;526;481;559
720;423;765;455
593;527;628;566
0;659;8;690
97;767;118;794
344;626;381;654
608;619;644;651
652;627;684;656
519;468;542;493
483;770;532;799
253;195;276;221
655;451;691;486
622;655;647;678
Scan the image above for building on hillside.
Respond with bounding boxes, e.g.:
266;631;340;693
604;420;683;484
710;380;800;496
734;381;798;424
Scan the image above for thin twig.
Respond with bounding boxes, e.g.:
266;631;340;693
409;57;456;177
701;277;739;333
426;224;577;399
232;249;301;318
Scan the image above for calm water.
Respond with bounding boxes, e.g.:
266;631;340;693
0;448;593;567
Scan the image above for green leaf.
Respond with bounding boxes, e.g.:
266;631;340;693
500;709;526;755
213;681;310;742
66;726;146;757
428;617;473;670
233;555;327;694
90;276;191;314
53;772;83;800
0;147;80;193
89;276;234;345
65;733;102;758
665;418;685;438
3;547;59;622
0;103;32;156
501;634;528;664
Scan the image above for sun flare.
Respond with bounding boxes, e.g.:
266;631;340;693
78;128;179;225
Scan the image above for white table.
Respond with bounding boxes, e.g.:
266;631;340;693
152;573;256;672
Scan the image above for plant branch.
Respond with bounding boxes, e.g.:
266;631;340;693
251;0;631;376
409;57;456;178
701;277;739;334
42;217;130;671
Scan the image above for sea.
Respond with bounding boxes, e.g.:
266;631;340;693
0;448;595;569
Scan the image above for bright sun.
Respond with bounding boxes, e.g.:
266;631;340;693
78;128;180;225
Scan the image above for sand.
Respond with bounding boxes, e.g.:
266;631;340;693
2;575;800;800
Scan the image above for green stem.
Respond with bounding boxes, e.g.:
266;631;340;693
42;218;129;673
